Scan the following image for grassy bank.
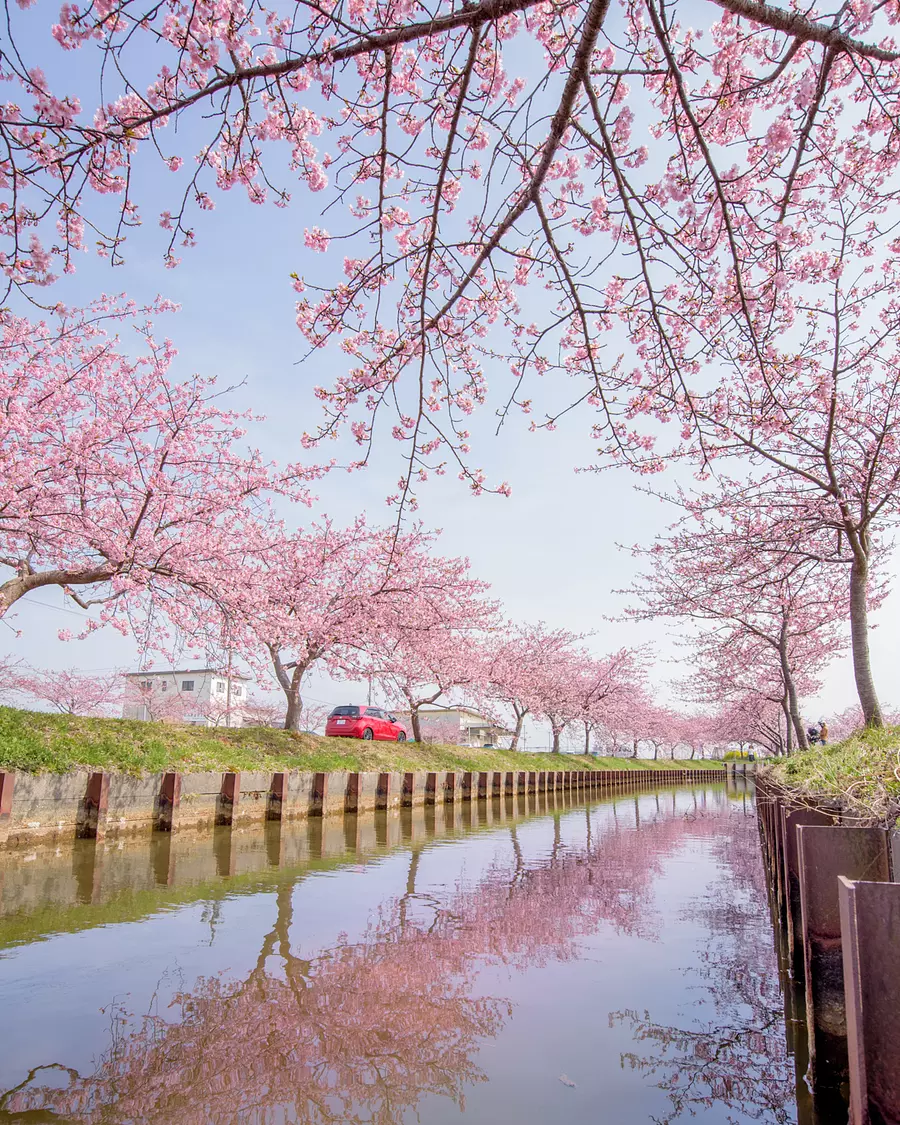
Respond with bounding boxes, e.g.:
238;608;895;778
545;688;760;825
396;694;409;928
766;725;900;825
0;707;724;776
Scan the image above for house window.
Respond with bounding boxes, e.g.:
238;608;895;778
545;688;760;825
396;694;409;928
160;681;167;692
215;681;226;694
140;680;152;691
232;685;242;698
182;680;195;692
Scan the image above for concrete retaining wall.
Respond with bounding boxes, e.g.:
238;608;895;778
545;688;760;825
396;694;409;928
756;773;900;1123
0;765;721;849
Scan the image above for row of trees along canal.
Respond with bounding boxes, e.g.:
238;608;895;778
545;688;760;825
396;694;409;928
3;0;900;749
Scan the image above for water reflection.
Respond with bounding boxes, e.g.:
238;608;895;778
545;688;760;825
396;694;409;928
614;813;798;1123
0;782;800;1125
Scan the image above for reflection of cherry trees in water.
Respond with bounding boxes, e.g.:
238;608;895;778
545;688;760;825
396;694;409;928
614;812;796;1124
3;797;755;1124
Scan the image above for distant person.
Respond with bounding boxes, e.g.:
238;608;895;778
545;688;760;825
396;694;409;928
820;719;828;745
807;723;821;745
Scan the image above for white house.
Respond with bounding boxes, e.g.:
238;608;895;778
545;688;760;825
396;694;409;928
403;706;516;748
122;668;251;727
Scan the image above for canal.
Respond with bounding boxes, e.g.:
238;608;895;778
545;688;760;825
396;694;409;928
0;781;822;1124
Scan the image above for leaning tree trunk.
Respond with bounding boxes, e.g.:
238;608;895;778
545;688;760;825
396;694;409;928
777;631;807;751
850;552;884;727
410;706;423;743
510;704;527;751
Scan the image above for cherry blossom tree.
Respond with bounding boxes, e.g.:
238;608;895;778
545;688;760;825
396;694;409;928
479;623;582;750
0;299;315;629
10;666;122;716
215;521;494;732
374;625;491;744
626;502;848;750
242;694;289;728
4;0;900;525
822;703;900;742
572;650;646;756
231;518;393;731
708;690;789;757
121;676;193;723
416;715;467;745
243;694;328;730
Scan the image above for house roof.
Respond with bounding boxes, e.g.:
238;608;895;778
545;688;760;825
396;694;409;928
122;668;252;681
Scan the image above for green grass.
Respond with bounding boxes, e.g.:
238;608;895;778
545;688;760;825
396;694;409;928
0;706;724;776
766;725;900;825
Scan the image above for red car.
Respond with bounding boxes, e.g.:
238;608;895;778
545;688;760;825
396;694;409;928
326;705;408;741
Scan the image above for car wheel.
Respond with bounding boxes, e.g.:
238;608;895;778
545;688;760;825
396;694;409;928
362;727;374;740
397;732;406;742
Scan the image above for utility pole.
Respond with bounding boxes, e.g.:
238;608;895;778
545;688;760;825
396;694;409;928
367;674;373;706
224;613;233;730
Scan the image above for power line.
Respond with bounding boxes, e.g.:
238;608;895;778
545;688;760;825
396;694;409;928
15;597;89;618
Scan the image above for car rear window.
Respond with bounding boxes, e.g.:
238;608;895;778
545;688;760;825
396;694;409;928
330;706;360;718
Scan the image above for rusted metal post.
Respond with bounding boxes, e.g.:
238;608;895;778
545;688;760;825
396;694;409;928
425;772;437;805
311;772;327;816
402;772;415;806
477;772;489;799
376;772;391;810
266;772;288;821
216;772;241;826
491;771;503;798
0;770;14;845
505;771;514;796
839;877;900;1125
798;826;891;1097
77;772;110;839
782;803;837;976
444;772;457;803
461;772;473;800
517;771;526;796
156;771;182;831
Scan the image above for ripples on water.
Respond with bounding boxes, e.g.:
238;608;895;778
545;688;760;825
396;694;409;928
0;782;805;1124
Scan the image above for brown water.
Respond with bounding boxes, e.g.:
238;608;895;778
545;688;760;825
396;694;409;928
0;782;818;1124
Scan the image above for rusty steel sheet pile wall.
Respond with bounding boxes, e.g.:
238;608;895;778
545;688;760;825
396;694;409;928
0;766;717;849
755;771;900;1125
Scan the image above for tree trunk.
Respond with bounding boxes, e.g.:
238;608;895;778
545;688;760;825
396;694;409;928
583;722;592;756
781;700;793;756
778;626;807;751
632;738;639;759
510;704;527;751
410;706;423;743
850;553;883;727
269;645;308;732
551;723;562;753
284;688;304;732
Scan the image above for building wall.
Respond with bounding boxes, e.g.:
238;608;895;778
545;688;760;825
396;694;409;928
122;672;248;726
